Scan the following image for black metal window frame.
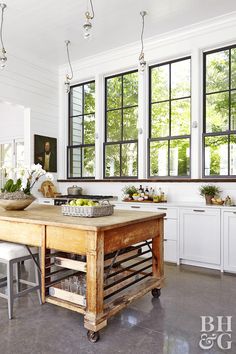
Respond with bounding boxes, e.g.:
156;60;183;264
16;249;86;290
203;44;236;178
148;56;192;178
67;80;96;180
104;69;139;179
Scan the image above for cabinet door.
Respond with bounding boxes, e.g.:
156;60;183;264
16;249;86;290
223;212;236;272
180;208;221;265
164;240;177;263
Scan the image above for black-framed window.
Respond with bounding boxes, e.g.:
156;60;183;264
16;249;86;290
104;70;138;178
67;81;95;179
203;45;236;177
148;57;191;177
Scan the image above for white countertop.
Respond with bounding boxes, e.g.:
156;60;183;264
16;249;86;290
113;200;236;210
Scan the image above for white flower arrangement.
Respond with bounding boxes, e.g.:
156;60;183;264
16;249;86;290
0;164;53;196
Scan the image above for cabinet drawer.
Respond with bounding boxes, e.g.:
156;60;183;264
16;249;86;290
164;219;177;240
164;240;177;263
38;198;54;205
154;207;177;219
115;204;178;219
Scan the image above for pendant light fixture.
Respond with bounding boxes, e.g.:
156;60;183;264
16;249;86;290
139;11;147;73
83;0;94;40
0;3;7;69
64;40;74;94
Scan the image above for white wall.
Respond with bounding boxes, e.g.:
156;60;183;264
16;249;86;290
56;13;236;202
0;55;59;166
0;102;24;142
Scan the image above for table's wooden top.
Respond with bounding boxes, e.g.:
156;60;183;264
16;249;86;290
0;204;165;231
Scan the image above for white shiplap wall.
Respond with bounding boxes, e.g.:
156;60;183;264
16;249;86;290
0;55;59;166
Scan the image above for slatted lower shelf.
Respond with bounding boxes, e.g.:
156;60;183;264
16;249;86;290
46;296;86;314
49;282;86;307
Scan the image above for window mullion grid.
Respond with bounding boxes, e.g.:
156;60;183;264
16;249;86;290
229;48;232;176
168;63;172;177
121;74;124;177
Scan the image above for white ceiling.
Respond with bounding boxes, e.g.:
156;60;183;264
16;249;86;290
3;0;236;68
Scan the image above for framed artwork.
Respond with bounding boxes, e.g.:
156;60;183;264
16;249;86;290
34;135;57;172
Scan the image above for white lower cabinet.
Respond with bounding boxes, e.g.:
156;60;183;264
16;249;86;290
223;211;236;273
180;208;221;268
114;203;178;264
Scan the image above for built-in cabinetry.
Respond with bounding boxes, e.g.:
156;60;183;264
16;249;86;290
114;203;179;264
179;208;221;269
38;198;236;273
223;210;236;273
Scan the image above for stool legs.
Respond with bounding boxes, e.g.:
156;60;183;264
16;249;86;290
16;262;21;293
7;261;14;320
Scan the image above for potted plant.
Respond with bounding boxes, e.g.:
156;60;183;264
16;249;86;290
199;185;221;205
0;164;53;210
122;185;137;200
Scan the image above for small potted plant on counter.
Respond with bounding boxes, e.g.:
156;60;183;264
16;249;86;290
199;184;221;205
121;185;137;200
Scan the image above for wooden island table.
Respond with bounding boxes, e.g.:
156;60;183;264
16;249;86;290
0;204;165;342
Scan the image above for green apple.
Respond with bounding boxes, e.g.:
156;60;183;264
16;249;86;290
76;199;84;206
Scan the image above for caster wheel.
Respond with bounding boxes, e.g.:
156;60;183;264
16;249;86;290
87;330;100;343
152;288;161;298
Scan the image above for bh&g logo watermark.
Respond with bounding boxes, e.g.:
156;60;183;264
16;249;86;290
199;316;232;350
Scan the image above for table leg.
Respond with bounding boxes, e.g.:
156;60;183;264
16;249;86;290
152;218;164;280
84;230;107;333
41;226;46;303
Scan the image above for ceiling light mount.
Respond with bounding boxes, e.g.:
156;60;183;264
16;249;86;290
0;3;7;70
83;0;94;40
64;40;74;94
139;11;147;73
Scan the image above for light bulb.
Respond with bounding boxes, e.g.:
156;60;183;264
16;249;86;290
0;47;7;69
65;76;70;94
83;12;92;39
139;53;146;73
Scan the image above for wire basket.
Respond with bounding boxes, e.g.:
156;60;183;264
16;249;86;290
61;200;114;218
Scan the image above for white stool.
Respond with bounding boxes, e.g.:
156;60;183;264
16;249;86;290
0;242;41;319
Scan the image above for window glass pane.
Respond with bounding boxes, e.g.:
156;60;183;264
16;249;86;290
84;114;95;144
171;59;191;99
68;147;81;178
230;134;236;175
16;142;24;168
106;110;122;142
170;139;190;176
84;82;95;114
231;48;236;90
123;107;138;141
106;76;122;110
151;65;169;102
70;86;83;116
206;50;229;93
82;146;95;177
70;116;83;145
121;143;137;176
123;72;138;107
151;102;169;138
204;136;228;176
231;91;236;131
2;143;12;167
171;98;191;136
206;92;229;133
149;141;168;176
105;144;120;177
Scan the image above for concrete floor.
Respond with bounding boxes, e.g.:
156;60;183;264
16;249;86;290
0;263;235;354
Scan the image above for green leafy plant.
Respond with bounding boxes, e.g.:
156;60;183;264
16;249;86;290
199;184;221;197
122;185;137;196
1;178;22;193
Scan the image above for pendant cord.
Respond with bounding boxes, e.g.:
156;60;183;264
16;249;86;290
66;41;73;81
139;12;145;59
89;0;94;19
0;5;5;51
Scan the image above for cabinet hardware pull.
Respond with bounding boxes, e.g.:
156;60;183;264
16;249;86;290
164;239;167;241
233;212;236;214
193;209;205;212
158;207;167;210
164;217;168;220
131;206;140;209
43;201;51;204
